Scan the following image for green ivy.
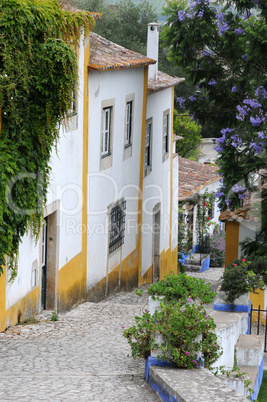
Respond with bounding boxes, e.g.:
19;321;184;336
0;0;94;279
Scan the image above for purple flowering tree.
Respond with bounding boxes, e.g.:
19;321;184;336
162;0;267;254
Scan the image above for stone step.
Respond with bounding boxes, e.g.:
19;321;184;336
148;366;247;402
236;334;264;367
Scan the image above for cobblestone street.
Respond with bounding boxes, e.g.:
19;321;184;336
0;269;224;401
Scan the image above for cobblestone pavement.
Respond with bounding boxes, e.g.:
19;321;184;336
0;286;157;402
0;268;225;401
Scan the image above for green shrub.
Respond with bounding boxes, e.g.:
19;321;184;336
221;258;265;305
147;272;216;305
123;302;222;369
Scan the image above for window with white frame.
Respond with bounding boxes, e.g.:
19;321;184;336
144;118;152;175
125;101;132;146
109;200;126;254
102;106;112;157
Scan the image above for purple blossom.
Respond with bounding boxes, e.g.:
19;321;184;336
254;0;259;5
178;10;186;22
176;97;186;109
250;142;264;154
216;134;226;144
235;28;244;35
215;344;218;348
205;316;210;319
198;10;204;18
186;351;190;356
236;105;249;121
215;190;224;198
258;131;266;140
232;184;247;194
221;128;234;136
231;134;242;148
193;360;197;364
250;116;265;126
225;197;231;206
208;79;217;86
189;95;196;102
217;21;230;36
214;144;224;153
187;297;193;302
255;86;267;99
232;86;238;93
121;326;125;329
242;54;248;62
216;12;224;22
243;98;262;109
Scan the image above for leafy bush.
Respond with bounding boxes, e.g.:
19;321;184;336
123;302;222;369
147;272;216;305
221;258;265;305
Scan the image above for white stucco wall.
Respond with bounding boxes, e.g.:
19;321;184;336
142;88;174;275
87;67;144;289
6;33;85;309
238;221;261;258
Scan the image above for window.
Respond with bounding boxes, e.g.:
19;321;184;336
144;118;152;175
125;101;132;146
109;200;126;254
208;199;215;219
163;114;169;154
102;107;111;157
162;110;170;162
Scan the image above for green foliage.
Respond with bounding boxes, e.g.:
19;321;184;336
0;0;94;277
221;258;265;305
147;272;216;305
51;311;59;321
124;300;222;369
174;111;202;160
195;192;214;253
258;370;267;402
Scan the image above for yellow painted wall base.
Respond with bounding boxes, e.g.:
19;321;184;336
0;286;39;332
171;246;178;275
250;288;266;324
160;248;172;280
58;252;87;312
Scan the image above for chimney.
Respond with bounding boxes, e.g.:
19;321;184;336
147;22;159;81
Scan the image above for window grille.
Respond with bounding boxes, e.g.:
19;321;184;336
109;200;126;253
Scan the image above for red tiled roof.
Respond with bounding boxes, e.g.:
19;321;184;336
88;33;184;91
148;72;184;93
219;206;260;223
178;156;220;201
89;33;156;71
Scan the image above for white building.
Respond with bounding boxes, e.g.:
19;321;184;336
0;22;182;331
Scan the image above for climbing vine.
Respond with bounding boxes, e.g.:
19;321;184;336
0;0;94;278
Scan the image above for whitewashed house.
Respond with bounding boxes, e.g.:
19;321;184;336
178;156;221;254
0;22;182;331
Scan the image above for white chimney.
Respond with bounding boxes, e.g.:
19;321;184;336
147;22;159;81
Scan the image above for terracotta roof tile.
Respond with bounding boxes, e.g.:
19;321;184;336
148;72;184;93
178;156;220;201
89;33;156;71
219;205;260;223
